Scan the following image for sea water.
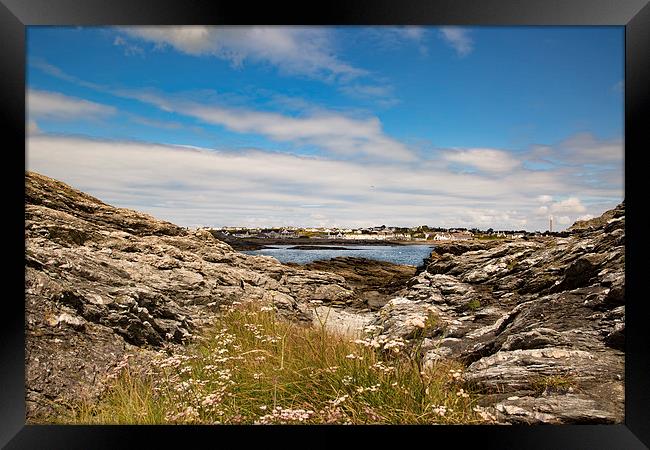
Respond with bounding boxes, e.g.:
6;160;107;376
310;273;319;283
241;244;434;266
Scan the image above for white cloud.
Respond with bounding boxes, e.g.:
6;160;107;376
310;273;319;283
113;36;144;56
401;26;425;40
550;197;587;214
26;134;622;231
526;133;623;169
120;26;366;82
26;63;410;160
537;195;553;203
362;27;428;54
439;27;474;57
27;89;116;120
443;148;520;173
114;90;416;161
29;58;105;91
559;133;623;165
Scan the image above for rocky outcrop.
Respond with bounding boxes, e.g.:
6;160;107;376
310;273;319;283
25;172;358;421
25;171;626;425
290;257;416;310
370;202;625;424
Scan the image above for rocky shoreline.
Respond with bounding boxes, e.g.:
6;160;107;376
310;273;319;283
288;257;416;310
25;171;625;424
369;204;625;424
213;234;430;251
25;172;360;420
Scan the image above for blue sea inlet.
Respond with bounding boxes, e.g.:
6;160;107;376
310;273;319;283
242;244;434;266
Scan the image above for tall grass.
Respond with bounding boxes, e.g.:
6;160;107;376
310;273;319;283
66;302;485;424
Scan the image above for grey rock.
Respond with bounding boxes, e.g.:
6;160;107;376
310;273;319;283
25;171;359;421
373;201;625;424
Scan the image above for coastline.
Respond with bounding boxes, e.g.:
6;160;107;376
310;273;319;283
213;233;441;251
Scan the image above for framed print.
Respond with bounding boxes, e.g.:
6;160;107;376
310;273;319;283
2;0;649;447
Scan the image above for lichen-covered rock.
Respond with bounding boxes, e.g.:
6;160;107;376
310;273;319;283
373;202;625;424
25;171;358;421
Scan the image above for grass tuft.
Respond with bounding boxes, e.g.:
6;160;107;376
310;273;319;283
531;374;576;395
465;299;481;311
63;302;484;425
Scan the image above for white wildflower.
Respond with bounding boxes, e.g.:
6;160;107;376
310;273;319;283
431;405;447;417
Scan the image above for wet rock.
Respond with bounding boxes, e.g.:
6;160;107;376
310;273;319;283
295;257;416;310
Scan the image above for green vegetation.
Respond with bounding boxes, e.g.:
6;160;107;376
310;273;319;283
297;231;320;238
531;375;576;395
64;303;483;425
474;234;507;240
466;299;482;311
409;310;445;341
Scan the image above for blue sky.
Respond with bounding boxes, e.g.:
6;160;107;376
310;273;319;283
26;26;624;230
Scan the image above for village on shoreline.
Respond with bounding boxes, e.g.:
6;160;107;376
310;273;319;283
206;223;562;243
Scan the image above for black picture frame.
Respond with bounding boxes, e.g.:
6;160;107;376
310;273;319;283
2;0;649;448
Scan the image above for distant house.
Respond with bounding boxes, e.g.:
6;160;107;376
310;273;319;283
433;233;452;241
451;231;474;240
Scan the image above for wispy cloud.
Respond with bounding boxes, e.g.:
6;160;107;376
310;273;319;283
439;27;474;57
112;88;417;161
29;58;105;91
612;80;624;93
535;196;587;217
113;36;144;56
524;133;623;196
443;148;521;173
549;197;587;214
27;60;412;160
183;104;416;161
27;89;116;120
363;26;428;53
557;133;623;165
27;134;622;230
119;26;366;82
337;83;400;107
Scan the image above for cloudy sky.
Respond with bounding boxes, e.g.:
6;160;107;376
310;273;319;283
26;26;624;231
